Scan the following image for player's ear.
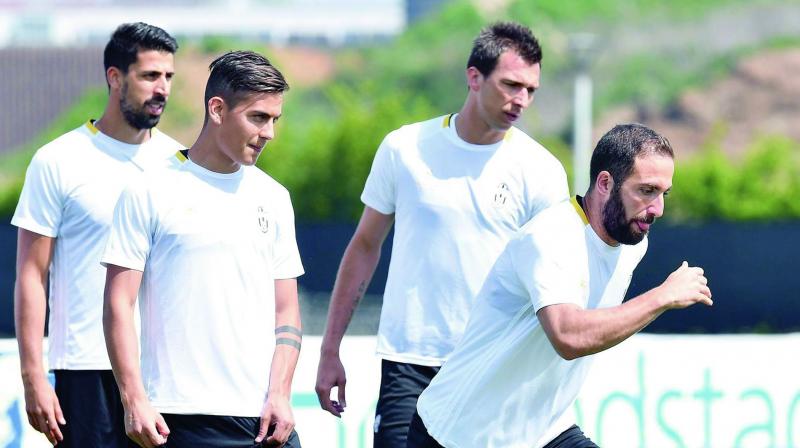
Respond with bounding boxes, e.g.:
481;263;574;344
595;171;614;196
107;67;123;91
207;97;225;125
466;66;483;92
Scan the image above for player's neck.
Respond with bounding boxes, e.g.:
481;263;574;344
187;130;241;174
95;102;152;145
456;102;506;145
583;192;619;247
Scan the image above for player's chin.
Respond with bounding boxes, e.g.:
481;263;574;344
243;146;264;164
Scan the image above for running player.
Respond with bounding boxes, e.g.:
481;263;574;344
408;124;713;448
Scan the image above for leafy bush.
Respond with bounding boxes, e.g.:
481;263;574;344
669;135;800;221
258;82;438;221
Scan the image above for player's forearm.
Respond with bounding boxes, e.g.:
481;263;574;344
104;300;148;405
14;274;48;383
103;269;148;406
268;344;300;399
320;239;381;355
272;278;302;398
545;289;668;360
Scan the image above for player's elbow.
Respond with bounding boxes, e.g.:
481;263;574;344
548;333;591;361
551;339;581;360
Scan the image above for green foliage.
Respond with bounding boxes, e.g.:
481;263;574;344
336;0;483;115
507;0;760;24
669;135;800;222
258;83;437;221
1;0;797;225
595;53;733;112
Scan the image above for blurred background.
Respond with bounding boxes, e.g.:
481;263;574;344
2;0;798;337
0;0;799;446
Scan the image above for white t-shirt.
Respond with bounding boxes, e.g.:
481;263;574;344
361;114;569;366
101;156;304;417
417;198;648;448
11;121;183;370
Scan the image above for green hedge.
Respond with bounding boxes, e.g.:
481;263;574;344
669;135;800;221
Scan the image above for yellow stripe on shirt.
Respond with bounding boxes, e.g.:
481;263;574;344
85;120;99;135
571;196;589;225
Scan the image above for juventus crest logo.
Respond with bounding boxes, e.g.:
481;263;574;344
493;182;510;207
257;206;269;233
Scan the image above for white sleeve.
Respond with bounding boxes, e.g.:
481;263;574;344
101;182;152;271
511;223;588;313
360;135;397;215
11;150;64;237
272;191;304;280
525;157;570;222
543;163;570;209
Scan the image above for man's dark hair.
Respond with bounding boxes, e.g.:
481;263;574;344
589;123;674;192
104;22;178;79
204;50;289;119
467;22;542;76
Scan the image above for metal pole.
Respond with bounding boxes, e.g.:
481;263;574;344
573;72;592;196
569;33;596;196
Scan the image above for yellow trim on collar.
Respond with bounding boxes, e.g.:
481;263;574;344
175;151;187;162
571;196;589;225
442;114;454;128
85;120;99;135
504;127;513;141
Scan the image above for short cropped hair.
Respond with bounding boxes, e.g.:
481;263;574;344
467;22;542;76
104;22;178;77
589;123;674;191
204;50;289;119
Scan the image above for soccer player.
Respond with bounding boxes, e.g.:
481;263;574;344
12;22;180;447
315;22;569;447
102;50;303;448
407;124;713;448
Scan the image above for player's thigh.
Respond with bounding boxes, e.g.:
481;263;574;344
542;425;599;448
405;411;444;448
374;360;440;448
54;369;127;448
161;414;301;447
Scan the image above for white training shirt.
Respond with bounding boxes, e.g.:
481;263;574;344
361;114;569;366
11;121;183;370
101;154;304;417
417;198;648;448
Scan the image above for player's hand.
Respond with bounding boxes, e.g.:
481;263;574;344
315;352;347;417
22;376;65;445
658;261;713;309
123;398;169;448
257;395;295;446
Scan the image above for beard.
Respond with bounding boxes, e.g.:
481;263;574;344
120;82;166;130
602;186;653;245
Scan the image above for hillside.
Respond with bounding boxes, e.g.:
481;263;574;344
596;48;800;159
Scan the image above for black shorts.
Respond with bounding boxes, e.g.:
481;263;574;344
152;413;302;448
373;360;440;448
406;411;598;448
53;369;128;448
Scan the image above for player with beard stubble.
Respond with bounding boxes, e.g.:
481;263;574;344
12;22;182;447
408;124;713;448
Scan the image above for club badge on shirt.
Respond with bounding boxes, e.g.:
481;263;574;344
493;182;510;207
256;206;270;234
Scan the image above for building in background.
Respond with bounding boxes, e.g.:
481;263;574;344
0;0;405;47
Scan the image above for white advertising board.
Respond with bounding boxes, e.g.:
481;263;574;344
1;334;798;447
